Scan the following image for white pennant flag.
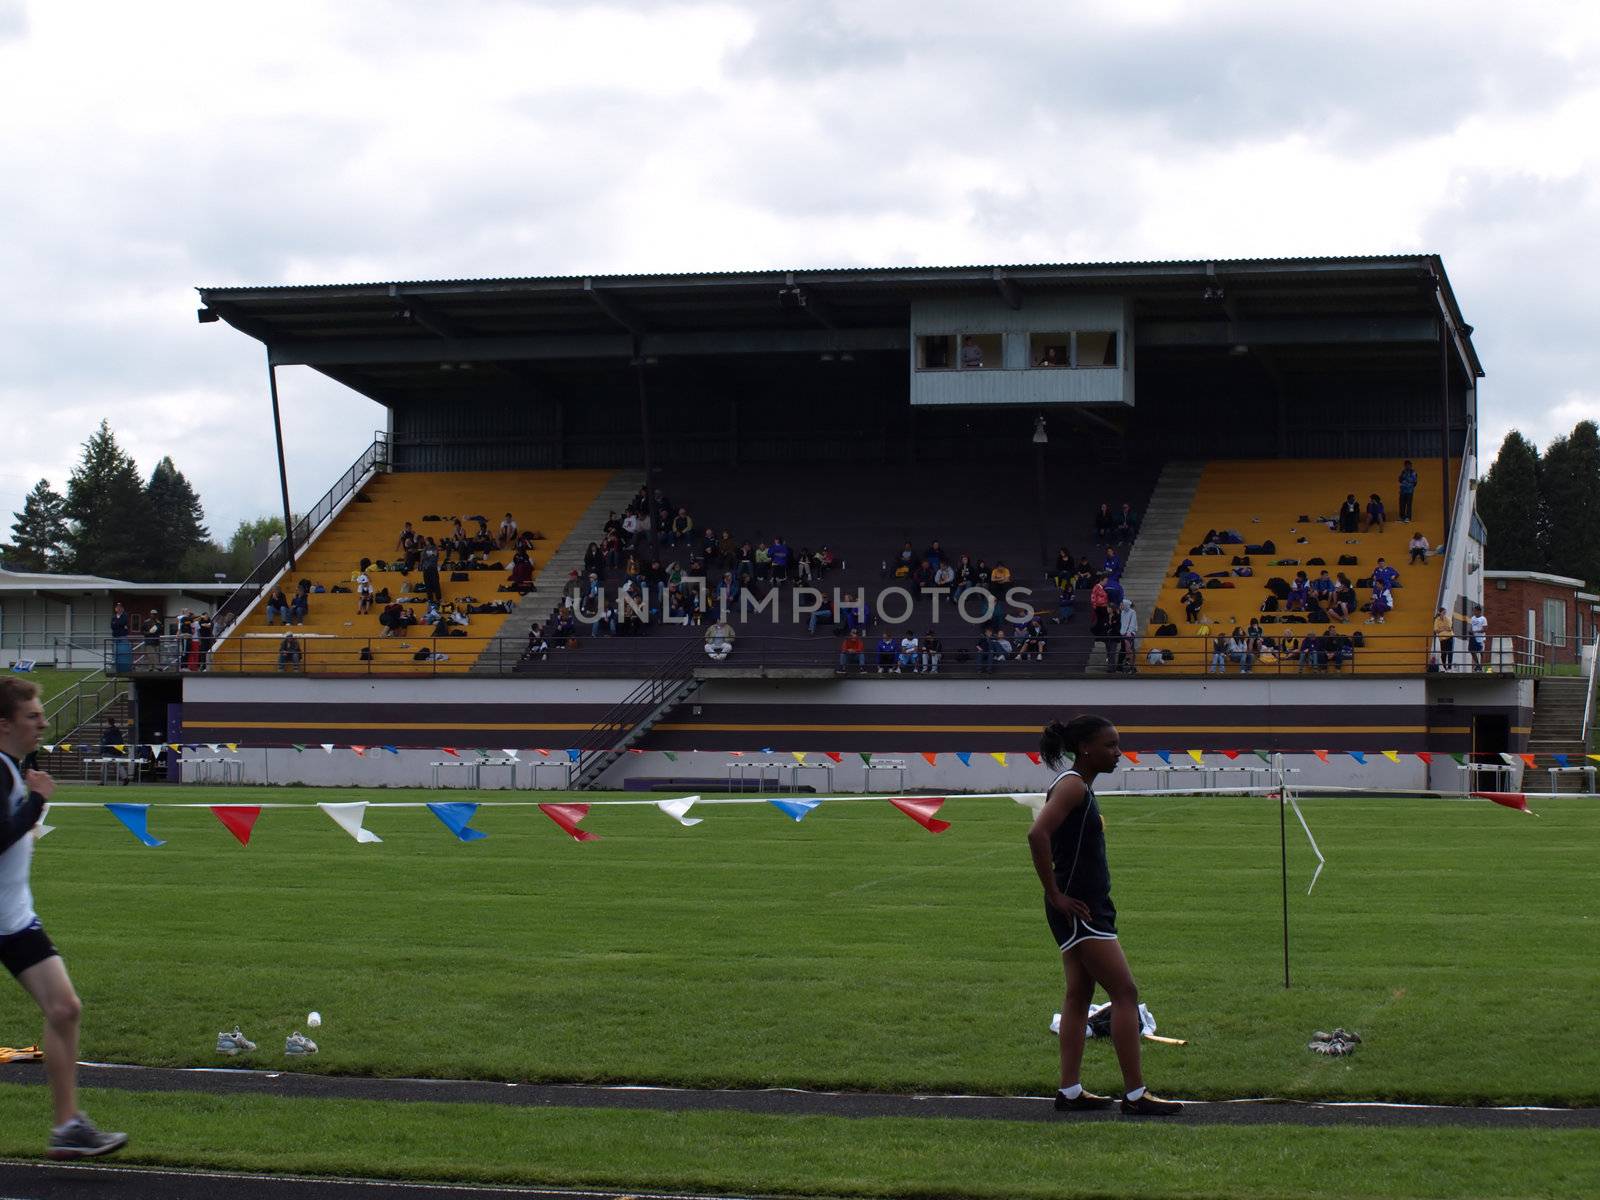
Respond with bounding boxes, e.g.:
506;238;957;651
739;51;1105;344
656;795;703;827
501;748;520;760
1012;793;1047;817
41;744;55;754
321;743;335;754
32;803;53;840
318;801;382;843
207;743;221;754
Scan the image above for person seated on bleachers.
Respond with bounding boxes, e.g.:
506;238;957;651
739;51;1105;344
1372;558;1400;602
892;539;916;577
933;559;956;590
1183;580;1205;623
278;632;301;672
751;541;772;583
497;513;518;548
988;560;1013;603
669;507;695;546
1366;581;1392;625
506;554;534;593
289;585;310;625
1310;569;1336;606
769;537;792;583
397;522;421;571
622;510;642;547
1338;493;1362;533
795;547;815;585
1296;630;1325;672
1093;503;1115;543
1052;547;1075;591
1207;632;1229;674
923;540;946;570
589;597;617;637
1365;493;1386;533
974;560;992;593
897;630;920;673
356;572;374;615
952;554;977;598
875;630;899;674
1226;627;1254;674
992;624;1016;666
265;586;290;626
1115;503;1139;543
1102;546;1122;579
733;540;753;583
1327;573;1357;622
1018;617;1047;662
1409;531;1430;565
1287;571;1311;612
717;529;738;565
815;545;837;576
922;629;943;674
837;631;865;672
525;624;549;661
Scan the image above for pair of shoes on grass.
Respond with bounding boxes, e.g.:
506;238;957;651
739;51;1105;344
1055;1088;1182;1115
217;1027;317;1057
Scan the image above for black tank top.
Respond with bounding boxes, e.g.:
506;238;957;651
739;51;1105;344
1048;769;1112;904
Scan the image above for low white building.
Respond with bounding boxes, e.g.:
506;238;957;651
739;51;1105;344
0;568;234;668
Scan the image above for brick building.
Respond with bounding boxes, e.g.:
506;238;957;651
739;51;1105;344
1481;570;1599;666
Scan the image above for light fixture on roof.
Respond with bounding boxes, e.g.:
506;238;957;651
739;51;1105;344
1032;415;1048;445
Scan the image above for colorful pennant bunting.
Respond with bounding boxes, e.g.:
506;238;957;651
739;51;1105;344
210;805;261;846
1187;750;1205;765
539;802;597;841
888;796;950;833
921;751;938;766
1381;751;1400;763
768;798;820;822
990;752;1007;767
1472;791;1532;814
105;803;163;847
427;802;488;842
656;796;702;827
1155;750;1172;765
1026;750;1043;765
823;751;842;764
319;801;382;843
956;751;972;767
858;752;873;765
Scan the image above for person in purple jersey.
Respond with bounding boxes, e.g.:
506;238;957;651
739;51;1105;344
1026;714;1182;1117
0;679;128;1159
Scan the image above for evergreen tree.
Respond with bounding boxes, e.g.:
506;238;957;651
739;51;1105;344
1476;431;1544;572
225;515;288;582
144;456;210;578
62;420;155;580
1538;420;1600;586
2;479;69;572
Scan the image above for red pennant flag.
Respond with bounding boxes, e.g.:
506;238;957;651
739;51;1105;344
441;747;460;757
1121;750;1139;765
824;751;843;764
1519;753;1537;769
1416;751;1433;765
887;797;950;834
535;748;551;757
1472;791;1531;813
729;750;744;757
921;751;938;766
1313;750;1330;763
538;803;598;842
1221;749;1240;760
628;748;645;754
211;805;261;846
350;745;368;757
1025;750;1043;765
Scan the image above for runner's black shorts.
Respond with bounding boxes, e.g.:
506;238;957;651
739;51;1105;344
1045;897;1118;952
0;919;59;978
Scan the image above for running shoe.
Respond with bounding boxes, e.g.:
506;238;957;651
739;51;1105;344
285;1030;318;1056
48;1113;128;1159
1121;1091;1183;1116
216;1026;257;1056
1054;1089;1115;1112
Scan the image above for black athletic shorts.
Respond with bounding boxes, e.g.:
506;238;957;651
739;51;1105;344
0;919;59;978
1045;896;1118;952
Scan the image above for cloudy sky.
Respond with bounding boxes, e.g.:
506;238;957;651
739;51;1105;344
2;0;1597;546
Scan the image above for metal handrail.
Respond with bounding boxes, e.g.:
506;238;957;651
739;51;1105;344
1583;631;1600;745
572;641;702;782
1436;416;1477;618
211;433;390;634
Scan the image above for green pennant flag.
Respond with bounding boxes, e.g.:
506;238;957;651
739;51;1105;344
663;751;678;762
1254;750;1271;763
1450;752;1467;765
292;744;306;753
859;752;873;765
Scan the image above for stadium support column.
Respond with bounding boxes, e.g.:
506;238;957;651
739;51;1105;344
634;348;653;480
266;353;296;569
1439;314;1451;538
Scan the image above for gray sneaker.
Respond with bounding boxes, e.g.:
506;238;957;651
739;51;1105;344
285;1030;318;1056
216;1026;257;1056
48;1113;128;1160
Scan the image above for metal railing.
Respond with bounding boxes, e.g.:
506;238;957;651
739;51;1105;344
97;630;1557;679
41;669;127;742
572;641;703;784
1583;631;1600;745
212;433;390;634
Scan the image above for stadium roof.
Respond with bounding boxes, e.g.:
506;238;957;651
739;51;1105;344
198;255;1482;405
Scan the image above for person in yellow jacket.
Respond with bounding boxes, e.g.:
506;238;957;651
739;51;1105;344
1433;606;1455;671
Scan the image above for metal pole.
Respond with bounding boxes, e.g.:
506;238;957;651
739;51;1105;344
1439;303;1452;539
1277;751;1290;989
266;354;297;569
635;351;653;483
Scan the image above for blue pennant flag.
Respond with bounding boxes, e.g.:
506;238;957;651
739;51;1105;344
105;803;165;847
566;748;581;763
382;744;399;755
768;798;820;822
426;802;488;842
1155;750;1172;765
955;751;972;767
1554;753;1570;768
1349;750;1366;765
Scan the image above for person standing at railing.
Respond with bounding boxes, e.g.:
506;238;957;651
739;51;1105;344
1398;461;1418;523
1434;607;1455;671
108;603;131;674
1469;605;1488;671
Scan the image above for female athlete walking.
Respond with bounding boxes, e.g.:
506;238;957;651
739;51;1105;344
1026;714;1181;1115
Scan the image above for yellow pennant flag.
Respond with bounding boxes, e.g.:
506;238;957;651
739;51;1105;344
991;751;1007;767
1381;750;1400;763
59;743;72;752
1588;755;1600;764
225;743;239;753
790;751;807;763
1187;749;1205;765
112;744;126;753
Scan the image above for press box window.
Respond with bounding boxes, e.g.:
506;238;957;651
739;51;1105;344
1075;331;1119;368
957;333;1002;369
1030;333;1070;367
916;335;955;370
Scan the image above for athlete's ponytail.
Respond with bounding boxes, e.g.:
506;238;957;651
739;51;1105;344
1039;714;1114;769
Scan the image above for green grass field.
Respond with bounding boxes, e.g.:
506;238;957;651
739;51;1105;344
3;785;1596;1197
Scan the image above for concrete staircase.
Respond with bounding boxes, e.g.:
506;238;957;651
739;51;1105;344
471;470;644;673
1119;460;1204;626
1529;675;1593;791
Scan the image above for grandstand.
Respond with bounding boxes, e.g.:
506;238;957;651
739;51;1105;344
86;255;1571;792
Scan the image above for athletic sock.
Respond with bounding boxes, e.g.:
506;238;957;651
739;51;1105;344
1058;1084;1083;1100
1125;1086;1146;1102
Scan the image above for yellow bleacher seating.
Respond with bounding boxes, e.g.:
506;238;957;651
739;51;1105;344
219;470;613;674
1146;460;1454;674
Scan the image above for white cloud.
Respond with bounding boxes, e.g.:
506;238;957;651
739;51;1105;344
2;0;1599;544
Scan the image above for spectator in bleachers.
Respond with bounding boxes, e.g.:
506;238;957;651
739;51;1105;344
837;631;865;672
525;624;549;661
1118;600;1139;672
1310;569;1336;607
960;335;984;367
1398;460;1418;523
265;586;290;626
1183;579;1205;624
1226;627;1253;674
1093;503;1115;543
989;560;1013;604
397;522;420;570
669;507;694;546
770;537;792;583
752;540;772;582
590;596;617;637
356;571;374;615
1339;493;1361;533
992;624;1016;666
1287;571;1310;612
1365;492;1386;533
1434;606;1455;670
897;630;920;673
808;595;839;634
420;542;442;603
953;554;977;598
1104;572;1125;610
875;630;899;673
796;546;815;585
1115;503;1139;543
1328;573;1357;622
1019;617;1047;662
1469;604;1487;669
704;617;735;660
506;553;534;593
1366;581;1391;625
1208;631;1229;674
1296;629;1325;672
922;629;942;674
1102;546;1122;579
1052;547;1075;591
1090;575;1109;631
289;584;309;625
1408;531;1430;565
278;632;301;672
717;529;738;564
1372;558;1400;604
622;510;642;547
498;513;518;547
933;559;955;590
